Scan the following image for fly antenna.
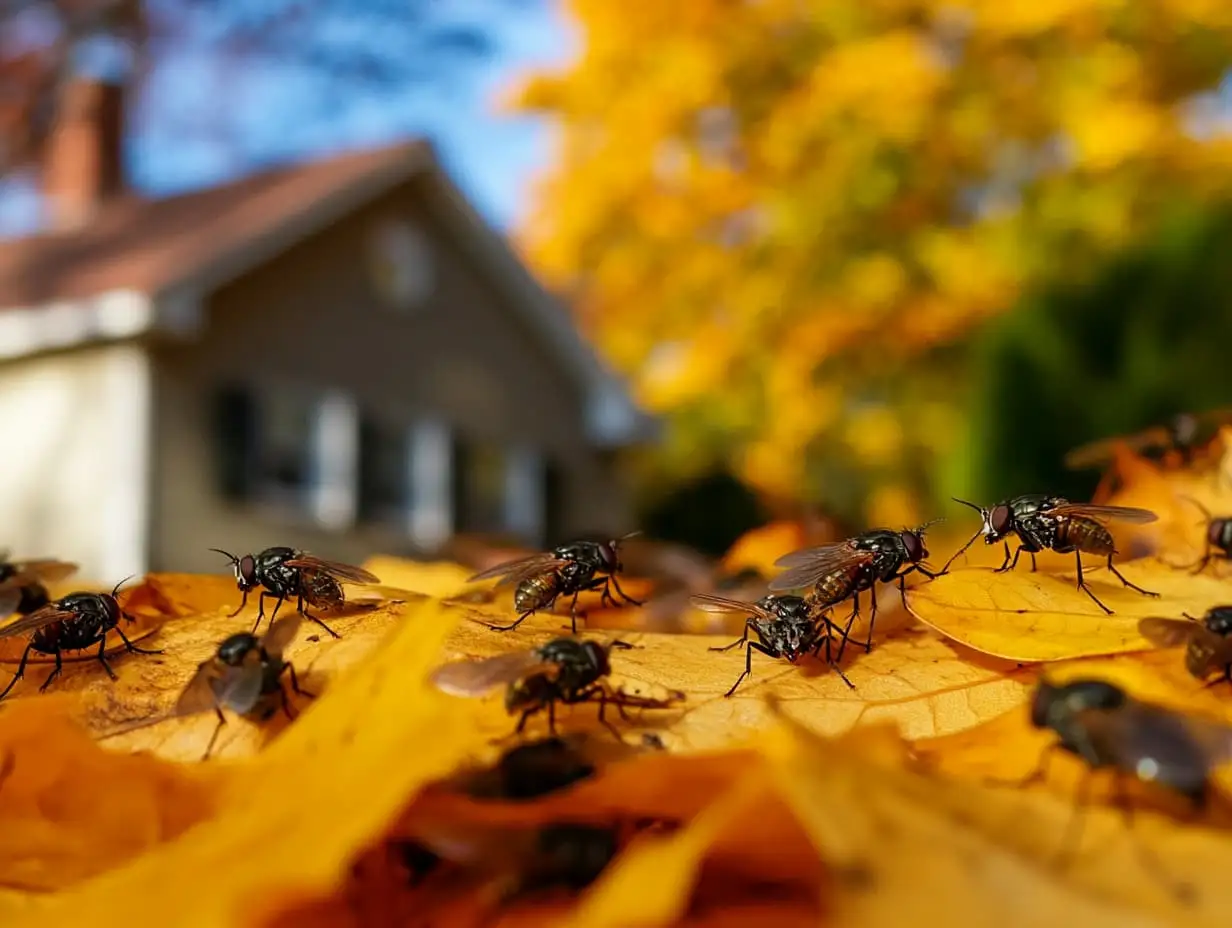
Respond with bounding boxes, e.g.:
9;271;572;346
110;575;137;598
209;547;239;565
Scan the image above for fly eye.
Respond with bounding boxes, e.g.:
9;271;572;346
901;532;923;561
989;505;1012;535
239;555;256;583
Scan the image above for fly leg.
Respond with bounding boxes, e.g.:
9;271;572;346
835;593;862;663
709;618;755;653
227;588;249;619
994;541;1014;573
1109;774;1195;902
297;594;341;639
813;629;854;690
859;584;881;654
114;623;163;655
609;573;643;607
1052;769;1096;872
1074;552;1114;614
723;641;776;698
94;635;117;681
0;643;33;701
39;647;64;692
202;708;226;761
282;661;316;699
251;592;280;633
1105;554;1159;599
485;610;535;632
590;686;627;742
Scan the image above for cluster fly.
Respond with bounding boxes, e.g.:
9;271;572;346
429;637;684;738
212;546;381;638
174;613;312;759
1064;409;1232;472
691;593;852;697
1014;677;1232;899
1139;607;1232;686
1173;496;1232;574
768;522;943;655
0;580;163;701
945;495;1158;614
465;534;643;635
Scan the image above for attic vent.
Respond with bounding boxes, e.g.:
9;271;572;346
367;217;435;311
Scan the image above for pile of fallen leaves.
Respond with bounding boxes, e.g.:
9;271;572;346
7;440;1232;927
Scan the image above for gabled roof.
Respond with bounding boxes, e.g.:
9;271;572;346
0;140;654;446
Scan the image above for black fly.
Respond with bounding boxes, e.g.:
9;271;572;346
174;612;313;759
945;495;1159;614
1173;496;1232;574
1139;608;1232;687
465;534;643;635
767;522;943;656
211;546;381;639
1064;410;1232;472
691;593;852;696
429;638;684;738
0;580;163;701
1010;678;1232;899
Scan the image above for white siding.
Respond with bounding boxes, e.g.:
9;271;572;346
0;343;151;583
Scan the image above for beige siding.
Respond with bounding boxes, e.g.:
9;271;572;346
148;176;632;574
0;342;150;583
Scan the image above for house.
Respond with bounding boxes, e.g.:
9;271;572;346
0;77;653;583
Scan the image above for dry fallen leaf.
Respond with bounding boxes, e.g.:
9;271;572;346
7;445;1232;928
906;558;1231;661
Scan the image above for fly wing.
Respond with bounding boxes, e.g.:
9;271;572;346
467;554;569;590
174;660;225;718
768;542;872;593
1137;617;1198;648
430;649;547;697
0;604;76;639
689;593;774;621
1044;503;1158;524
283;555;380;585
3;560;78;587
260;613;304;659
210;661;268;715
1063;427;1173;470
1077;702;1232;789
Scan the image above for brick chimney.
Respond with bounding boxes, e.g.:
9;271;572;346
42;77;126;230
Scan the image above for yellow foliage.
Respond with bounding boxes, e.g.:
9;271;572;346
512;0;1232;512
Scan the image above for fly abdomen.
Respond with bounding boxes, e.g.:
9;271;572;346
516;573;561;613
1055;518;1115;556
301;570;345;610
813;569;859;608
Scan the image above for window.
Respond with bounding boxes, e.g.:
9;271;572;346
359;417;410;524
210;382;358;529
409;420;453;550
503;445;546;546
255;388;316;505
210;384;256;502
453;438;506;536
367;217;435;310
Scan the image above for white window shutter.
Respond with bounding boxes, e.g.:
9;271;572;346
503;444;544;546
310;391;359;529
408;419;453;550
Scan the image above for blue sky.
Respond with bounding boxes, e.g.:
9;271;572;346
0;1;575;235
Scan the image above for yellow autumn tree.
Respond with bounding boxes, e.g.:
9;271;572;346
515;0;1232;518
